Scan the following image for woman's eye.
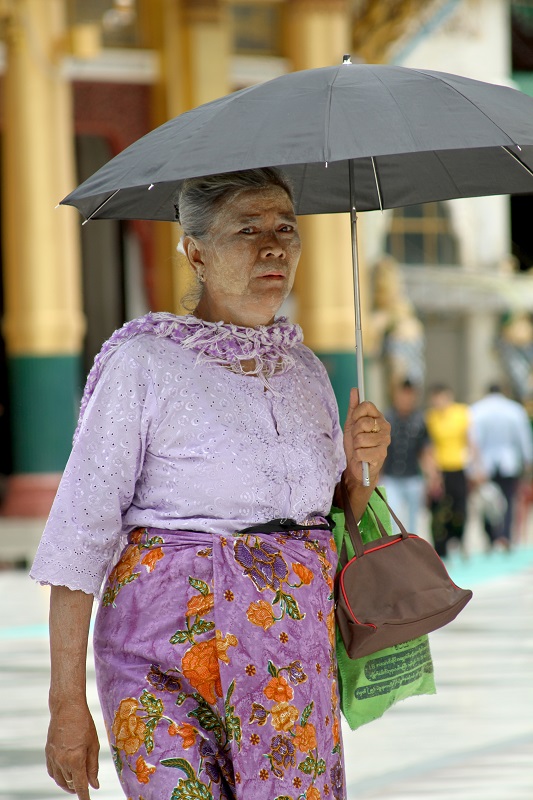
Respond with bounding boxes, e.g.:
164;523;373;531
279;225;294;233
240;227;255;235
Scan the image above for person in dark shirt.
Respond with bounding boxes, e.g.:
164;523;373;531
381;380;441;533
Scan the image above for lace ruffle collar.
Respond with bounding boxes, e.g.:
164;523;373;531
74;312;303;442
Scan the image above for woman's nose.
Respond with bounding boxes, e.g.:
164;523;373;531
259;232;285;258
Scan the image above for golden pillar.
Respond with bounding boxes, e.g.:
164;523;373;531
182;0;231;108
1;0;85;515
284;0;366;422
138;0;230;312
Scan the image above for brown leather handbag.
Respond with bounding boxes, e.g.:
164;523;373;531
335;480;473;659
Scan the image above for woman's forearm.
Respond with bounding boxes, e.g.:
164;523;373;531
334;470;377;522
49;585;94;705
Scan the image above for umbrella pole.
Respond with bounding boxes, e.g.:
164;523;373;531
348;159;370;487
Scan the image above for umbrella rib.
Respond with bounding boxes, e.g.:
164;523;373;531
371;157;383;211
80;189;120;224
430;151;463;197
366;67;422;150
325;65;344;164
414;70;519;147
502;146;533;177
294;163;308;214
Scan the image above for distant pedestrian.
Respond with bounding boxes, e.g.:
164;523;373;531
381;380;441;534
470;384;533;548
425;385;471;557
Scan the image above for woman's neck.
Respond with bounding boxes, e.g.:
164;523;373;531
193;297;276;328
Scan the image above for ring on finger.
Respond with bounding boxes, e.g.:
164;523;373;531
371;419;380;434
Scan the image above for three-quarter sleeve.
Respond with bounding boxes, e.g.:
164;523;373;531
30;343;158;597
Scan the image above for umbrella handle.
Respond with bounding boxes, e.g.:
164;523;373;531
355;328;370;487
349;159;370;487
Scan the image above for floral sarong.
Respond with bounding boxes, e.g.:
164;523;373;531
93;524;345;800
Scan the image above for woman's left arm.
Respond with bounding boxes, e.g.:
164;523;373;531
338;387;391;521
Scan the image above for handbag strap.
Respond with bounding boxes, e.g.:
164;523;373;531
371;487;410;538
340;476;365;560
338;478;410;568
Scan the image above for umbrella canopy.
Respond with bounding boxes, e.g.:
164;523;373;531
62;61;533;486
62;62;533;222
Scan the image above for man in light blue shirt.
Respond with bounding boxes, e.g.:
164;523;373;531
471;385;533;547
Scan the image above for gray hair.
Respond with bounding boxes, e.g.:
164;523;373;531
175;168;294;239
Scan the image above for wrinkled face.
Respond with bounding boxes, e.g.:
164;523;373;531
185;185;301;326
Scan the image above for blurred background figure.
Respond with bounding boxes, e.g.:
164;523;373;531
372;256;426;390
470;384;533;550
381;379;440;535
496;313;533;404
426;385;471;557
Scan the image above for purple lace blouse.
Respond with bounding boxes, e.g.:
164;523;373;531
30;314;346;597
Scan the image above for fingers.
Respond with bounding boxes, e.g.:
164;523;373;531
47;761;76;795
343;389;391;485
87;741;100;790
48;766;89;798
344;396;390;441
47;749;98;799
46;704;100;799
69;769;93;800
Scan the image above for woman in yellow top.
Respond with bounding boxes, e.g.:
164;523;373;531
426;385;471;556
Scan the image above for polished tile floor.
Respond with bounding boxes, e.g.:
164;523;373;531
1;522;532;800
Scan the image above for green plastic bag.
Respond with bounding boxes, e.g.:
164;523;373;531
332;490;436;730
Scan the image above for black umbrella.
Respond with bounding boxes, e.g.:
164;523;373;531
62;60;533;484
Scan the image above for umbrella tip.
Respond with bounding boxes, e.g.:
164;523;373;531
342;54;352;64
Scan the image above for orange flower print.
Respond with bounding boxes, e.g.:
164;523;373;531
292;562;314;585
168;723;179;736
129;528;144;544
181;631;237;704
332;717;340;747
185;592;214;618
215;630;238;663
326;608;336;647
307;786;321;800
141;547;164;573
135;755;156;784
264;675;294;703
182;639;222;704
175;722;198;749
112;698;146;755
246;599;275;630
293;723;318;752
331;681;339;712
108;545;141;585
270;702;300;732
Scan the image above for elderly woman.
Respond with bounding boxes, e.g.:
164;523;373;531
31;168;390;800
